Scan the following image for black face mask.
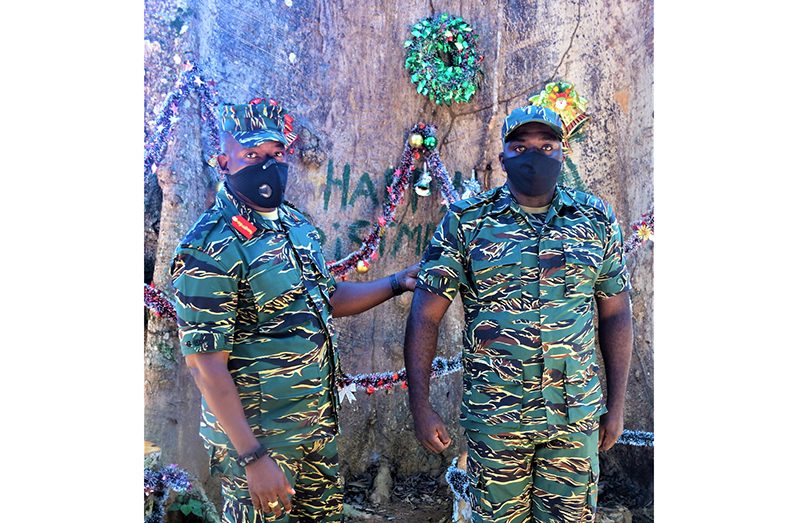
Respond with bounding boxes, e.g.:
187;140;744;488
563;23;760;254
226;157;288;208
502;149;562;197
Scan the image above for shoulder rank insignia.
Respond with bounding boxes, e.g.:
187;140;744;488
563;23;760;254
231;215;256;239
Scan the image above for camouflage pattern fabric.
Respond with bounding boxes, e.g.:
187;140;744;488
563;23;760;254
210;436;343;522
219;99;291;146
170;183;342;450
466;418;599;523
417;183;630;433
502;105;564;141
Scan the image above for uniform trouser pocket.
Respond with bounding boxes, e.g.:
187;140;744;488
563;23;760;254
531;422;600;523
465;430;532;522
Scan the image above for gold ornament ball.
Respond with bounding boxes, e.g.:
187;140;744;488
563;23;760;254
408;133;424;148
356;260;370;274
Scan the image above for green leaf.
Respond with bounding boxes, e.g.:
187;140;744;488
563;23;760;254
411;30;422;37
189;500;204;517
417;79;426;93
180;504;192;516
404;40;412;47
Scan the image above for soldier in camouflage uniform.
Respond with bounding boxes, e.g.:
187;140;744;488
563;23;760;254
171;98;418;523
404;105;633;522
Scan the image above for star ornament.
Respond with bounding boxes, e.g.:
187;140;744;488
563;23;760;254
634;222;654;242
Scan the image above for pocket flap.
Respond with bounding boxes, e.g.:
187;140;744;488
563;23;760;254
563;242;603;267
464;354;523;385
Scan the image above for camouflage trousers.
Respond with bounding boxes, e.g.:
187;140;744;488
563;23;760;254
209;436;343;523
466;418;600;523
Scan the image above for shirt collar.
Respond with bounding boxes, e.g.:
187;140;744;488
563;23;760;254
494;183;576;222
216;182;287;234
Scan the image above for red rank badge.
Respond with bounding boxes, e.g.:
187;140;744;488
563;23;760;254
231;215;256;239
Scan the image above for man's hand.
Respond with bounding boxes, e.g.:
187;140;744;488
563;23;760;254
245;455;295;517
411;404;452;454
329;263;421;317
598;410;624;451
397;263;420;293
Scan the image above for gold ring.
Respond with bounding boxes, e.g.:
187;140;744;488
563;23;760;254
267;500;279;508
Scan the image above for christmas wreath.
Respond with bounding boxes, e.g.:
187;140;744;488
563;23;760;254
404;13;483;106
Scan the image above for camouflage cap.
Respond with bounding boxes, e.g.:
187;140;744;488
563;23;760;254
501;105;563;142
219;98;296;147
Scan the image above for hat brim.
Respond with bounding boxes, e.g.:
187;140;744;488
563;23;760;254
232;129;289;147
503;117;563;142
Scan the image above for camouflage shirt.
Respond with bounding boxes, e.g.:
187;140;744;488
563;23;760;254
417;184;630;434
171;184;341;450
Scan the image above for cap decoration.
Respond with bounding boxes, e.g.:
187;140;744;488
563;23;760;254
528;81;590;155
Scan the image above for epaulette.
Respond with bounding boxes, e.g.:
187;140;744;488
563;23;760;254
449;186;503;214
564;187;610;217
281;199;311;225
178;207;227;250
282;199;302;214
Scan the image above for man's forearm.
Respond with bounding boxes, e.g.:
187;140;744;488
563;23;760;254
188;359;261;455
404;298;442;412
597;296;634;414
329;279;396;317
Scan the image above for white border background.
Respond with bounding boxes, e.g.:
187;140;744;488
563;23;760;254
2;1;797;520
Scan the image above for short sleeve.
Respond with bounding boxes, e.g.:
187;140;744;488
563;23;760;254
595;203;632;299
417;211;467;301
171;247;239;356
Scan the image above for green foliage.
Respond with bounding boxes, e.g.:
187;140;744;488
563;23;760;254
157;340;175;362
168;493;206;519
404;13;483;106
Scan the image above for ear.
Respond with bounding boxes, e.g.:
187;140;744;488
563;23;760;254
216;153;230;173
498;152;506;173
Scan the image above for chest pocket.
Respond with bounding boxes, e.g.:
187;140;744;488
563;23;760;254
468;247;523;301
247;253;302;320
563;241;603;298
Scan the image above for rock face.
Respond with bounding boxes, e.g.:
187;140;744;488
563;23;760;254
144;0;654;509
597;504;634;523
